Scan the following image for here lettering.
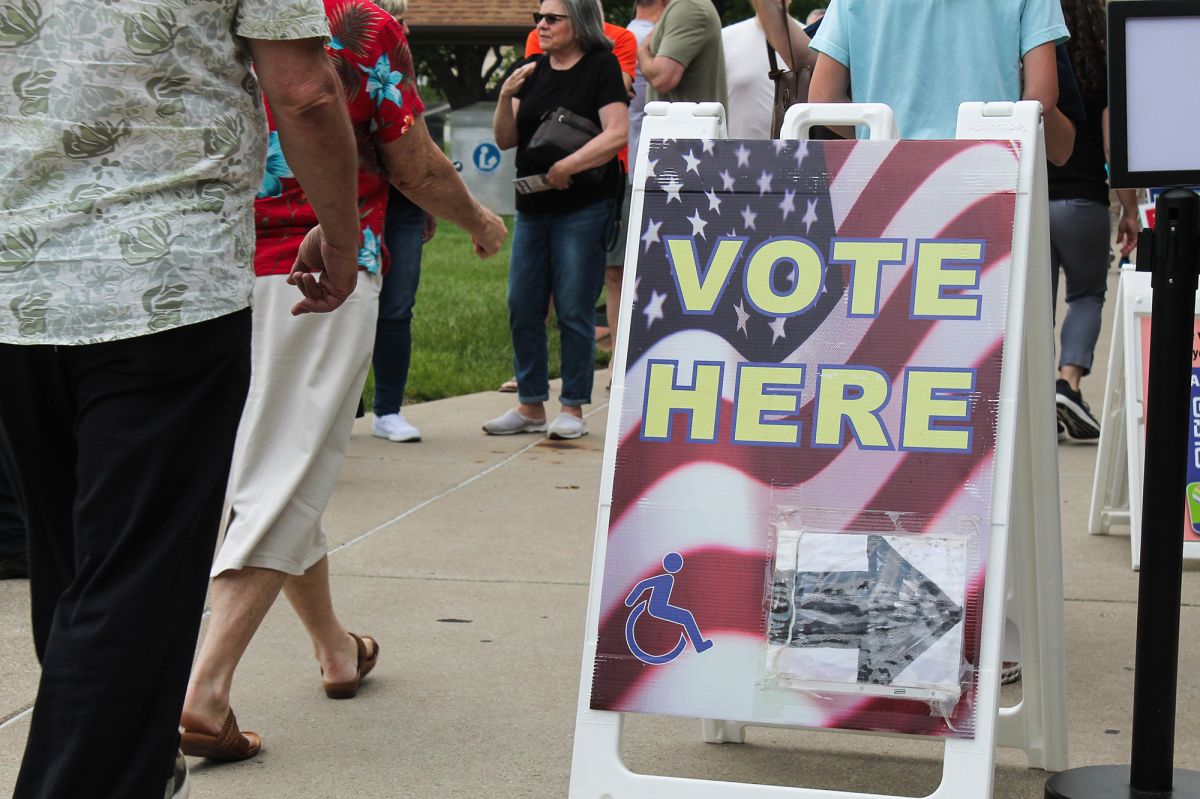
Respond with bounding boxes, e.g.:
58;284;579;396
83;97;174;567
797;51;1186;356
639;362;976;453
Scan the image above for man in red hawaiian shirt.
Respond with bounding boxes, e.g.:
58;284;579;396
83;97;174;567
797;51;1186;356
177;0;507;761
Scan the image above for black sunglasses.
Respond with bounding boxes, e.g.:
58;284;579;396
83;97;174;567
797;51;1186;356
532;12;568;25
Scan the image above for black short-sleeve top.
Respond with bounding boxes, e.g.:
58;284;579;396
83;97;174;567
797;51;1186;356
513;48;629;214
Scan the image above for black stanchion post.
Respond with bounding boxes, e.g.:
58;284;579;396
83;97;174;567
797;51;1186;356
1045;188;1200;799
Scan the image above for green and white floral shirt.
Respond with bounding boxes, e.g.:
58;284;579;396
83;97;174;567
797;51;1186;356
0;0;329;344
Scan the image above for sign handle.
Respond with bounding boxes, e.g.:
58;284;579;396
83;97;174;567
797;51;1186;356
1045;188;1200;798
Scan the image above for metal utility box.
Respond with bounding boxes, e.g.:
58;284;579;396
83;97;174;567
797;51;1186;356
447;101;515;216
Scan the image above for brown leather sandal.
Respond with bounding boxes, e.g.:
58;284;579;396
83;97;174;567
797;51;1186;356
180;708;262;762
322;632;379;699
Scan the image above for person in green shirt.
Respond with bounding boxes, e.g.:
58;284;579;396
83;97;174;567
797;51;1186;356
637;0;728;109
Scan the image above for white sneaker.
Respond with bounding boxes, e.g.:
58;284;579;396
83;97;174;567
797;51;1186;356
373;412;421;442
164;750;189;799
482;409;547;435
547;412;587;440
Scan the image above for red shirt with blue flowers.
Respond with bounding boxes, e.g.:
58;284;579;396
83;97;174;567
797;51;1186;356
253;0;424;277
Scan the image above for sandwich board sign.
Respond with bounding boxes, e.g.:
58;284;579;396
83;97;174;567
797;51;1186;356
568;101;1068;799
1089;266;1200;569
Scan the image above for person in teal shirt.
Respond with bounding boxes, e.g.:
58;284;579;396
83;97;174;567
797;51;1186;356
751;0;1073;163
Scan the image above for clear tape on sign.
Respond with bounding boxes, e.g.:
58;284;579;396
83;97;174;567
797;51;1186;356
763;508;979;726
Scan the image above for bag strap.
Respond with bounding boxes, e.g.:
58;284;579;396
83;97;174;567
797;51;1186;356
765;0;799;84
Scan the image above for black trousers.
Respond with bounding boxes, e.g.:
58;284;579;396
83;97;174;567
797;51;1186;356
0;310;251;799
0;455;25;557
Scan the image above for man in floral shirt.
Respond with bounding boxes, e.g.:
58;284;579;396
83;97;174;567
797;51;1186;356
0;0;366;796
176;0;507;762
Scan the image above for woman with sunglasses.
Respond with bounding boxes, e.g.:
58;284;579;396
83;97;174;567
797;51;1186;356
485;0;629;440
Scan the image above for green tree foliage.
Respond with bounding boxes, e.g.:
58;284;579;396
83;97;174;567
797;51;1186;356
412;44;516;109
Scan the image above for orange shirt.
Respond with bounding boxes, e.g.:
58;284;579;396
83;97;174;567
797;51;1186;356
525;22;635;170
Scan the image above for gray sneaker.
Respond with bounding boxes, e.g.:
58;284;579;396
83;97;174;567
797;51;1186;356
165;750;189;799
482;409;547;435
547;413;587;440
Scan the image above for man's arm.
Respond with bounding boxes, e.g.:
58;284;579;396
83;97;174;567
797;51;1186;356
637;28;685;94
749;0;817;73
249;36;360;313
1021;43;1072;166
1103;108;1141;257
379;116;508;259
807;52;854;138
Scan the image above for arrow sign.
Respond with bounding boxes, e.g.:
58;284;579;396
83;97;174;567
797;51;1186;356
770;535;964;686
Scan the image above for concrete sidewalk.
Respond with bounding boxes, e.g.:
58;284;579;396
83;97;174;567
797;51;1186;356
3;265;1200;798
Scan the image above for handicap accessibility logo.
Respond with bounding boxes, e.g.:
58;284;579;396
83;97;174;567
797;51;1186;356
473;142;501;173
624;552;713;665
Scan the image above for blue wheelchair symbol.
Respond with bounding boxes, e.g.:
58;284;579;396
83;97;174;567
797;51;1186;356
624;552;713;666
473;142;501;173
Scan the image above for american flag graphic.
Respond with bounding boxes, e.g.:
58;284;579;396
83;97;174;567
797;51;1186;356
591;136;1022;738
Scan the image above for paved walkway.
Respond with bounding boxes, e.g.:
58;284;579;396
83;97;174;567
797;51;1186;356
3;266;1200;798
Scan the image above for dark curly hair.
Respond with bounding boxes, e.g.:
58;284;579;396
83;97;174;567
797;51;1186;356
1060;0;1108;97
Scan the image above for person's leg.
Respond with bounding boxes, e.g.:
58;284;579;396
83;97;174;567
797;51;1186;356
373;191;424;422
186;274;380;732
1050;198;1109;441
281;556;362;685
550;199;610;415
507;211;553;417
603;183;633;374
0;454;28;578
180;566;287;735
1055;199;1110;386
1;310;251;799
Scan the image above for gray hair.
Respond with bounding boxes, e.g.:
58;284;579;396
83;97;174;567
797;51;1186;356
558;0;611;53
375;0;407;16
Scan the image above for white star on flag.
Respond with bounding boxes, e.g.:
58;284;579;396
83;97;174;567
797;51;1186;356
769;316;788;344
734;299;751;337
735;144;751;167
720;169;736;191
802;198;820;232
683;149;702;174
740;205;757;230
704;188;722;213
641;218;662;252
663;179;684;204
701;139;716;155
757;170;773;195
643;289;667;328
794;140;809;168
773;139;789;154
646;158;658;178
779;189;796;220
687;209;708;239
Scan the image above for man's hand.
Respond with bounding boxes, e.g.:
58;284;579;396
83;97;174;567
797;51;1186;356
1116;211;1141;258
288;225;359;315
470;210;508;259
422;212;438;244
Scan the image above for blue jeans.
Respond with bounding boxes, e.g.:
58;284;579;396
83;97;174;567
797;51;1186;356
373;190;425;416
509;199;610;406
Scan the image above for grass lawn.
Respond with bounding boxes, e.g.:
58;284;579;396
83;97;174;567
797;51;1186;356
364;219;610;408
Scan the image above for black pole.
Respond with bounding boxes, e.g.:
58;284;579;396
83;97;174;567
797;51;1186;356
1130;188;1200;791
1046;189;1200;799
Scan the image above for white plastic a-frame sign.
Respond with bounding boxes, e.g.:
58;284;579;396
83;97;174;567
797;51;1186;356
568;100;1068;799
1089;266;1200;569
